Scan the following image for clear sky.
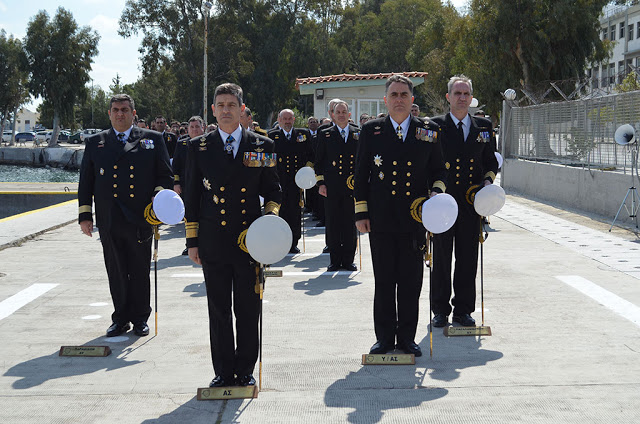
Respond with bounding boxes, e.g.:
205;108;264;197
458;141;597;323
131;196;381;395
1;0;469;111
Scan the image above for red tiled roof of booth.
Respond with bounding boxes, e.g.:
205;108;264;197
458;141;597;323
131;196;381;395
295;72;428;89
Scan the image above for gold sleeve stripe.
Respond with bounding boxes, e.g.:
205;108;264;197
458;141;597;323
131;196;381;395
174;175;180;181
316;175;324;182
484;171;496;182
305;161;314;168
79;205;92;214
355;201;368;214
185;221;199;238
432;180;446;193
154;186;164;193
265;201;281;216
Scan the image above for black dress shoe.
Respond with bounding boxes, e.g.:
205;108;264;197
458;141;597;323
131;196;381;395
289;246;300;254
327;263;340;272
133;321;150;336
106;322;130;337
369;341;393;354
453;313;476;326
181;248;189;255
432;314;448;328
209;375;233;387
396;341;422;357
342;263;357;271
322;246;330;253
236;374;256;386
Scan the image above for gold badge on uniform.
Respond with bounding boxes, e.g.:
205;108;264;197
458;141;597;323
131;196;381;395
445;162;450;169
99;168;104;175
477;131;490;143
374;155;383;167
255;147;264;153
297;134;306;142
199;138;207;151
203;178;211;190
332;161;336;166
379;172;384;180
255;138;264;145
353;132;360;140
213;194;219;204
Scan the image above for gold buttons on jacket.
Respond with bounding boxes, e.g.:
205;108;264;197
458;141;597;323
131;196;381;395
220;198;225;203
113;184;117;188
242;221;247;225
470;159;474;163
242;210;246;214
470;167;474;170
393;161;397;165
240;199;245;203
406;172;411;177
113;193;118;197
130;194;134;198
456;159;460;162
456;173;460;177
393;171;397;176
113;174;117;178
407;162;412;166
220;187;225;191
221;210;226;214
456;166;460;170
392;181;397;185
130;166;134;170
406;182;411;187
130;185;134;189
391;190;396;195
241;188;247;192
113;165;118;169
406;192;410;196
221;221;227;226
130;174;134;178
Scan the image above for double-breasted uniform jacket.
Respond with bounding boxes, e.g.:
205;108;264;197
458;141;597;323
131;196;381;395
163;131;179;159
78;127;173;229
430;114;498;209
172;135;190;188
268;127;314;187
354;116;447;233
315;123;360;196
184;128;282;264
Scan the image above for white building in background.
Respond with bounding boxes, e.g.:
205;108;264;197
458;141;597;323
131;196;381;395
587;3;640;93
296;72;427;120
13;107;40;132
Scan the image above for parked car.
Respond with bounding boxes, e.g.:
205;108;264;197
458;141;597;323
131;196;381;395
80;128;101;141
68;132;83;144
35;131;49;143
2;130;12;143
15;132;36;144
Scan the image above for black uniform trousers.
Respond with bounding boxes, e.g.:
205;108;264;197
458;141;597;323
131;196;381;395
369;231;425;345
98;207;153;325
202;259;260;379
325;192;356;266
280;183;302;248
432;199;481;316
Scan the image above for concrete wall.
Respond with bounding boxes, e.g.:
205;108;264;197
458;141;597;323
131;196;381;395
0;147;84;169
0;193;77;219
502;158;639;226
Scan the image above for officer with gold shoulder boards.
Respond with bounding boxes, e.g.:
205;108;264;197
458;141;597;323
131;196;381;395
184;83;282;389
268;109;313;253
354;75;447;357
430;75;499;328
78;93;173;338
316;100;359;271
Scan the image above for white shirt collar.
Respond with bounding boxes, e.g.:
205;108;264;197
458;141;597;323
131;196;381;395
114;126;133;140
218;125;243;157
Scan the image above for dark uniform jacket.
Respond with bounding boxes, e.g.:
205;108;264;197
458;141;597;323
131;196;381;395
268;128;314;187
163;131;179;159
78;127;173;230
430;114;498;205
172;135;190;187
184;128;282;264
354;116;447;233
315;123;359;196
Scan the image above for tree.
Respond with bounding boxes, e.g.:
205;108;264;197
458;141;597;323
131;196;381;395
24;7;99;146
616;71;640;93
0;30;29;145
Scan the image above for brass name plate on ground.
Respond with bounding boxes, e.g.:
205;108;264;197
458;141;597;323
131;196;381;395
444;326;492;336
264;270;283;277
197;386;258;400
59;346;112;357
361;354;415;365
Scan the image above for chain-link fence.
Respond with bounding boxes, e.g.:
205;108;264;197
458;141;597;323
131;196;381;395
503;91;640;174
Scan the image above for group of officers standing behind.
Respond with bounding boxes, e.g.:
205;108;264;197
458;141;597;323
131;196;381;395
77;73;497;389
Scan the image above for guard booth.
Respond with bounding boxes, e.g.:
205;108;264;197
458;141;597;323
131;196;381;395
295;72;427;121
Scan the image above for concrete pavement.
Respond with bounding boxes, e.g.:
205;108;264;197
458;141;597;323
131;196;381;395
0;193;639;423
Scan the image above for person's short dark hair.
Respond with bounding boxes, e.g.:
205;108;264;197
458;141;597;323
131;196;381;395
475;110;485;116
359;113;370;121
307;116;318;123
447;74;473;94
110;93;135;110
243;107;252;117
171;121;180;127
188;115;204;126
377;112;386;118
214;83;243;106
385;75;413;95
138;119;146;125
155;115;166;123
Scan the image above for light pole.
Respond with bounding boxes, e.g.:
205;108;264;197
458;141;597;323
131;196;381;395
203;1;213;126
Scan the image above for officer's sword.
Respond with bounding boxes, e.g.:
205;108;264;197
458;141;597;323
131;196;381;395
426;232;433;358
153;225;160;336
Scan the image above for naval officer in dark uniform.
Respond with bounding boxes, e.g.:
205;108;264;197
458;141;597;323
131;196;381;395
78;93;173;337
184;83;282;388
315;100;359;271
155;115;179;159
268;109;313;253
431;75;498;328
354;75;447;357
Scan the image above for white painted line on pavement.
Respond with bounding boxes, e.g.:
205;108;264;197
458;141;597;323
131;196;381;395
556;275;640;327
0;283;58;321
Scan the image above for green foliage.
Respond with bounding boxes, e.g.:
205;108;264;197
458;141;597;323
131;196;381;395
24;7;99;144
564;126;593;160
616;71;640;93
0;30;29;140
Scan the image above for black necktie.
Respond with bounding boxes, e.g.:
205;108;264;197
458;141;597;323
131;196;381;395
286;132;291;141
396;125;403;141
457;121;464;141
117;133;126;144
225;135;234;159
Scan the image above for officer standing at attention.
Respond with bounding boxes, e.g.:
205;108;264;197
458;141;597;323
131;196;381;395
78;93;173;337
155;115;178;159
354;75;447;357
431;75;498;328
184;83;282;388
316;100;359;271
268;109;313;254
